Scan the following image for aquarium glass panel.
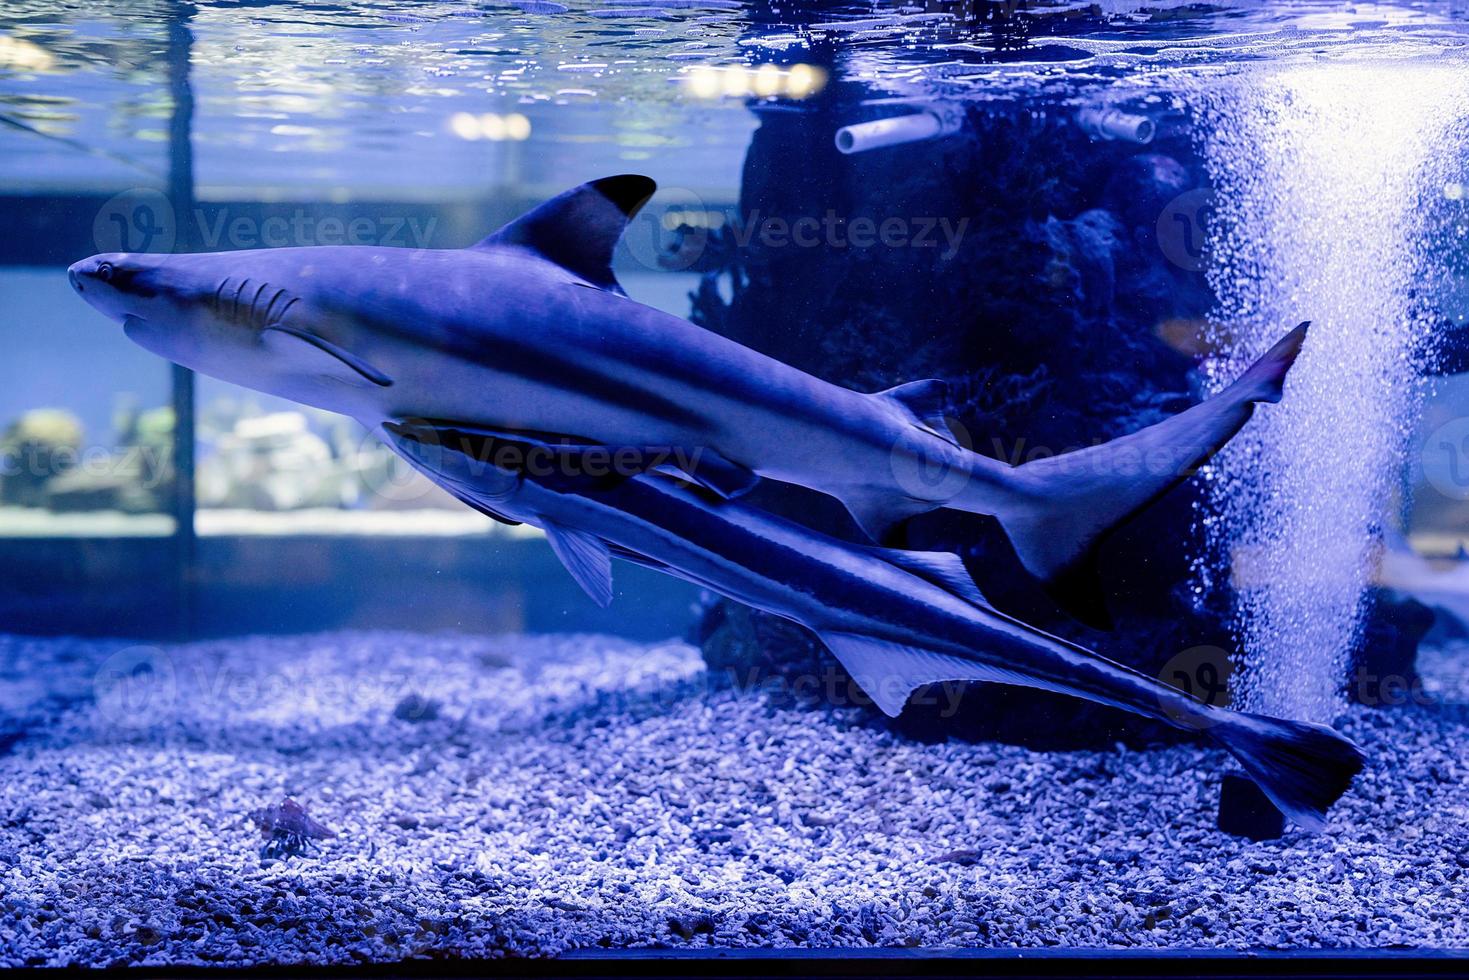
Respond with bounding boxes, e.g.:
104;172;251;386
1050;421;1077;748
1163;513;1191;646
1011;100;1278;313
192;377;490;537
3;0;1469;969
0;266;175;537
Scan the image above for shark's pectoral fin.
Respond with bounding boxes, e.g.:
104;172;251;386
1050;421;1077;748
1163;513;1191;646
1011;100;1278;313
262;325;394;387
543;521;614;607
473;174;656;295
662;448;758;500
381;419;524;526
818;633;1041;717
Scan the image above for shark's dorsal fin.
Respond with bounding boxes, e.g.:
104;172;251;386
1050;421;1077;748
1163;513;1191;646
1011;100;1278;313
870;549;987;609
473;175;656;296
876;378;954;443
543;521;614;607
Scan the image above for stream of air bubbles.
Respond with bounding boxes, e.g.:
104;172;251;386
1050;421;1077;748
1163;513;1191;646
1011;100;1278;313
1193;61;1469;722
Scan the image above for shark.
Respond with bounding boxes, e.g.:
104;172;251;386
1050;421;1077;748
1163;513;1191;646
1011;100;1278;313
67;174;1309;617
64;185;1362;828
365;419;1364;832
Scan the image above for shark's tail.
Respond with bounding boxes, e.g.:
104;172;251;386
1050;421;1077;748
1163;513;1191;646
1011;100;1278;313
964;321;1309;619
1207;709;1365;833
813;600;1360;833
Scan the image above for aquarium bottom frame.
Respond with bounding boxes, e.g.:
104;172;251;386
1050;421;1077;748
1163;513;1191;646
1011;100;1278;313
557;948;1469;978
10;949;1467;980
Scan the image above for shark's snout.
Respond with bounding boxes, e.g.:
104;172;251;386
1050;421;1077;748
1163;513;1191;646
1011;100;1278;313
68;254;123;291
68;253;143;323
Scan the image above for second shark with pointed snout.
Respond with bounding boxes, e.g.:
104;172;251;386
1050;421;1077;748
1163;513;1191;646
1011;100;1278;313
68;175;1309;616
374;419;1363;834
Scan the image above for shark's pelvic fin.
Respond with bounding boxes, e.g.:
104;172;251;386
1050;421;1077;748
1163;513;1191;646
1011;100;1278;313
817;632;1056;717
473;174;657;296
840;490;934;547
543;521;614;607
842;379;958;543
262;325;394;388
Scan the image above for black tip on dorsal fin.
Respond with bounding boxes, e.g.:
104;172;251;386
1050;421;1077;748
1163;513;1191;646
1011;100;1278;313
471;175;657;295
589;174;657;217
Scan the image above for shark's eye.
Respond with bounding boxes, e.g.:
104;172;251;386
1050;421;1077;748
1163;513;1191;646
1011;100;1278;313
96;262;115;283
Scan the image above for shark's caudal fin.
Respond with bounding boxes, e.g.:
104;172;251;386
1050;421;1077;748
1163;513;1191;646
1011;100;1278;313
473;174;656;296
977;322;1310;614
1208;710;1365;834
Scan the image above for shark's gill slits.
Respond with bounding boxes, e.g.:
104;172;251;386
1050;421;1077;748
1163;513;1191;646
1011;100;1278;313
210;277;231;317
261;287;289;326
273;295;301;326
220;282;299;328
230;278;249;325
247;281;269;326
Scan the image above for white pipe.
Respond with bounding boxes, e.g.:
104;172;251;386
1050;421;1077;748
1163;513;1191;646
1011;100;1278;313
834;104;962;154
1076;106;1156;145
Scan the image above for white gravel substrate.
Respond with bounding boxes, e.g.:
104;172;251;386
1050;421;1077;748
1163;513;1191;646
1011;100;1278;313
0;630;1466;967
